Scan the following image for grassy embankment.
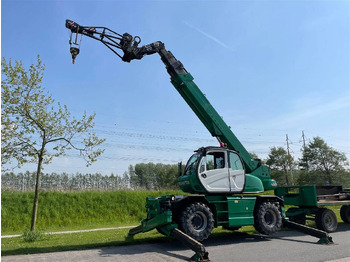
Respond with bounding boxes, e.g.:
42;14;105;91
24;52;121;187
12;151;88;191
1;190;345;256
2;190;183;234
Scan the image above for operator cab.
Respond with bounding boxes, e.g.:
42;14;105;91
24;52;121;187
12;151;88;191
180;147;245;194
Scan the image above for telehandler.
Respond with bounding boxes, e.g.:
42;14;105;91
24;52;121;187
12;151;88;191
65;20;334;261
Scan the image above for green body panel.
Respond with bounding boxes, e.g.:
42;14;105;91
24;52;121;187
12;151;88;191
205;195;256;227
178;171;206;193
242;174;264;193
251;165;278;191
227;197;256;226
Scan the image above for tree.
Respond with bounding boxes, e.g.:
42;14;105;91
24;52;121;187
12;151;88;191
128;162;178;190
1;56;105;232
266;147;294;186
299;137;349;185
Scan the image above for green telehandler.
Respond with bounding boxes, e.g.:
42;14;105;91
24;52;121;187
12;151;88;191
65;20;334;261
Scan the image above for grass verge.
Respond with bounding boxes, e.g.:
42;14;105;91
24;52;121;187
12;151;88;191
2;226;257;256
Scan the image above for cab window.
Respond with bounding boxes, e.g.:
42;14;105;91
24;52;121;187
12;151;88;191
184;153;201;175
205;152;225;171
229;152;243;170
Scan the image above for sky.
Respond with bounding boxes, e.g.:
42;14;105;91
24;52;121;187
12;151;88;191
1;0;350;176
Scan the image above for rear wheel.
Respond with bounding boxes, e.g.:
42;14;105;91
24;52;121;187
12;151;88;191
180;202;214;241
340;205;350;223
315;208;337;233
254;202;282;235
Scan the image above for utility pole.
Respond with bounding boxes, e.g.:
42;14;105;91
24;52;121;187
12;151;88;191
286;134;294;185
301;131;309;174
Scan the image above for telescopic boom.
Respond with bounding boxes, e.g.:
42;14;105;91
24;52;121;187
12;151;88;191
65;19;276;190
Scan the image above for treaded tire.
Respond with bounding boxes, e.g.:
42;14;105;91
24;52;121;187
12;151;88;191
254;202;282;235
315;208;337;233
180;202;214;241
340;205;350;223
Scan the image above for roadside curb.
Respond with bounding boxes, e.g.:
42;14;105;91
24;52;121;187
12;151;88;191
1;225;137;239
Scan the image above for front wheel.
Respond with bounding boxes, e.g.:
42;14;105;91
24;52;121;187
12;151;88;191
315;208;337;233
180;202;214;241
254;202;282;235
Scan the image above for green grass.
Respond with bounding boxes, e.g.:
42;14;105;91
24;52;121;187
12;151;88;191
2;228;159;256
1;226;257;256
1;190;183;234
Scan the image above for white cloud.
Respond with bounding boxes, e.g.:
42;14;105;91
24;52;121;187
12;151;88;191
182;20;232;50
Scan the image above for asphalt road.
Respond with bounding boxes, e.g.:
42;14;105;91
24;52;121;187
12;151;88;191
3;224;350;262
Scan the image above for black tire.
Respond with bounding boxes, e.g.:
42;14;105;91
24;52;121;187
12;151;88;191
315;208;337;233
340;205;350;223
180;202;214;241
254;202;282;235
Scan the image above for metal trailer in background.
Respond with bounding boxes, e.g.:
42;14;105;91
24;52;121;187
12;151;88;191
275;185;350;232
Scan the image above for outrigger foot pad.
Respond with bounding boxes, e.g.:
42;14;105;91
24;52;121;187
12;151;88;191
317;236;334;245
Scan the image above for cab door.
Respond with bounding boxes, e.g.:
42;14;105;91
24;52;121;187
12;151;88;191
198;150;230;193
228;151;245;193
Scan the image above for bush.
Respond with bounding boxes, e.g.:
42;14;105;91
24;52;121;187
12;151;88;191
22;230;46;242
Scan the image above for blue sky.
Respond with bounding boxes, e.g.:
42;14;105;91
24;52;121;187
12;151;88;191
2;0;349;175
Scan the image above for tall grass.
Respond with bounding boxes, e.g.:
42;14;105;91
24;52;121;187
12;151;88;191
1;190;183;234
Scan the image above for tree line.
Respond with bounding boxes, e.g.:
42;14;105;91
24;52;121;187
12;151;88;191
1;171;130;191
1;163;179;191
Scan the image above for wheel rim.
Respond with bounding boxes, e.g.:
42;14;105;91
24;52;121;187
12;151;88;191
190;211;208;232
264;210;277;227
324;213;336;230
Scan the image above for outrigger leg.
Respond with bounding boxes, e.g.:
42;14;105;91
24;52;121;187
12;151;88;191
170;228;210;262
283;220;333;244
128;225;210;262
128;224;210;261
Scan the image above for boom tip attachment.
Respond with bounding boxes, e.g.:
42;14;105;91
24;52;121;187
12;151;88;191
70;47;80;64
